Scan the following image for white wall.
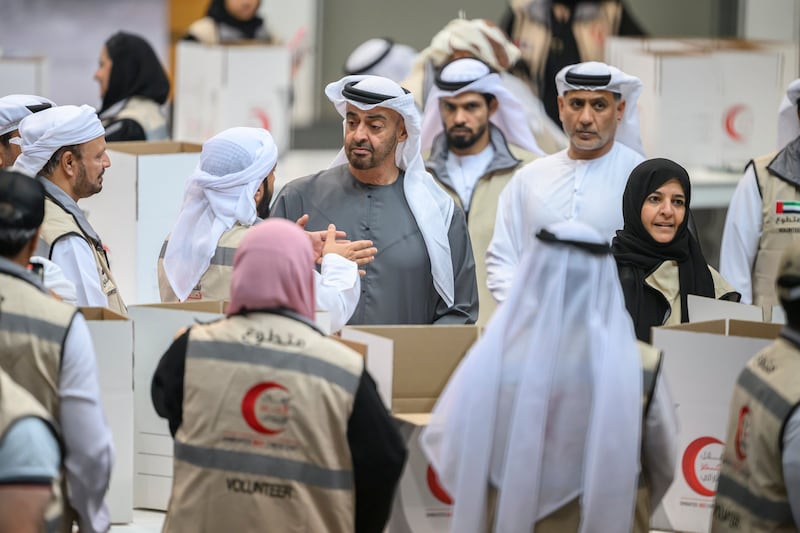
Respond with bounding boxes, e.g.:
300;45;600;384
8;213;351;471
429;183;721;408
0;0;167;108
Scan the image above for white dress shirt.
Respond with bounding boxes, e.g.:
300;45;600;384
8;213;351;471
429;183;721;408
60;313;115;533
486;142;644;303
719;165;762;304
314;253;361;332
50;235;109;308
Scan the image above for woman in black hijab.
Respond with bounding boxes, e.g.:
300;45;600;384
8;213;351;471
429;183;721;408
613;158;740;342
94;32;170;142
183;0;273;45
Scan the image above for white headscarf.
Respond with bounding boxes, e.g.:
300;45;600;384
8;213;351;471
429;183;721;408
556;61;645;156
344;38;418;83
421;220;642;532
420;57;544;155
0;94;55;136
777;78;800;150
163;127;278;301
12;105;105;177
326;75;456;307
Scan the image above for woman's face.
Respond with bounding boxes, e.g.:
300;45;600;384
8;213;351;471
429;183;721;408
94;46;113;98
640;178;686;243
225;0;260;21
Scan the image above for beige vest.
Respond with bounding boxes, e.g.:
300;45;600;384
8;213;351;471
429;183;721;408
509;1;622;95
752;152;800;309
158;224;248;302
711;337;800;532
39;196;127;315
487;342;661;532
433;145;537;327
0;270;78;533
164;312;363;533
0;369;65;533
114;96;169;141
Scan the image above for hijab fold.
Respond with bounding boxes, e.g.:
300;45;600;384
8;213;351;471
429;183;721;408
206;0;264;40
101;32;169;114
612;158;715;329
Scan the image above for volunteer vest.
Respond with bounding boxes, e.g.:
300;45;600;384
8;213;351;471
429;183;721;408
752;152;800;309
0;266;78;533
0;369;64;533
38;196;127;315
163;312;364;533
489;342;661;532
711;337;800;532
112;96;168;141
157;224;248;302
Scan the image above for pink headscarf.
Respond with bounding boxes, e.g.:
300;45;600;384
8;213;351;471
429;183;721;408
227;218;316;321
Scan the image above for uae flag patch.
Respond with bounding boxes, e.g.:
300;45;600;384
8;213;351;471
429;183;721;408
776;201;800;214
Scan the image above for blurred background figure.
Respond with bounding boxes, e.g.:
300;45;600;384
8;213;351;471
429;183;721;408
183;0;274;45
0;95;55;169
95;31;170;142
504;0;645;126
404;17;567;154
344;38;418;83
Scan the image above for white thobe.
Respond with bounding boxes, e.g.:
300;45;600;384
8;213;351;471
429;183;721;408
313;253;361;332
445;145;494;209
486;142;644;303
50;235;110;308
719;165;762;304
60;313;115;533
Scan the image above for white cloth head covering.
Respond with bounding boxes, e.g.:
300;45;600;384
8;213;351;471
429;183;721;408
163;127;278;301
777;78;800;149
0;94;55;136
416;18;521;73
421;220;642;532
556;61;645;156
326;75;456;307
344;38;418;83
420;57;544;154
12;105;105;177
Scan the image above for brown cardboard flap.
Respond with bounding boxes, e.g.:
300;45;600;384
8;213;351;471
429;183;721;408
728;320;782;340
393;398;438;415
107;141;202;155
660;319;727;334
334;338;368;357
137;300;228;313
79;307;128;321
394;413;431;426
352;325;478;403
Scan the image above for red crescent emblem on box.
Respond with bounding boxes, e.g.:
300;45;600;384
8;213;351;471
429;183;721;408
252;108;271;131
682;436;723;497
426;465;453;505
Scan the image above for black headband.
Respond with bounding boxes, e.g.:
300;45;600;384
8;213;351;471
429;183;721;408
342;81;409;104
25;103;52;114
564;71;612;87
434;58;496;91
536;228;611;256
344;38;395;75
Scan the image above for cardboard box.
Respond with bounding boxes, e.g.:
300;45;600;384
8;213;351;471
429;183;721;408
688;294;788;325
0;56;48;97
650;319;781;532
79;142;201;305
606;37;798;170
81;307;133;524
127;302;226;510
173;42;292;152
344;325;480;533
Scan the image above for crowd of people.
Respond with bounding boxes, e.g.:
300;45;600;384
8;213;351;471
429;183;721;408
1;0;800;532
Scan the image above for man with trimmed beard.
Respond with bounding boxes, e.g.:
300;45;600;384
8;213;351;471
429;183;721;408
13;105;126;314
421;57;543;325
486;61;644;304
271;75;478;325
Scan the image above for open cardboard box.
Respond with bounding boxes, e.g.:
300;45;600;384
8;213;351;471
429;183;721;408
650;319;780;532
342;325;480;532
687;294;787;325
79;307;133;524
79;142;202;305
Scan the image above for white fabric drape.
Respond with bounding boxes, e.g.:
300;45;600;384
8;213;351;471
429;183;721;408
0;94;55;136
777;78;800;150
421;220;642;532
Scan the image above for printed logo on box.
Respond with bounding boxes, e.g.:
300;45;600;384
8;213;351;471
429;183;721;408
426;465;453;505
722;104;753;143
682;436;723;498
241;382;291;435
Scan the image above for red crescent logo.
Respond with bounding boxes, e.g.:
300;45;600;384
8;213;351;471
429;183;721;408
252;108;271;131
735;406;750;461
426;465;453;505
241;382;289;435
723;104;748;142
682;436;723;497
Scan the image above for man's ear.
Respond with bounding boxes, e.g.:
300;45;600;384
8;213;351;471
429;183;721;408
397;120;408;142
488;97;499;116
61;149;78;178
616;99;627;122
